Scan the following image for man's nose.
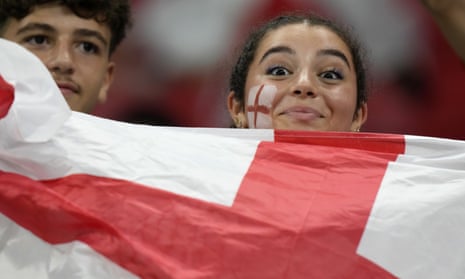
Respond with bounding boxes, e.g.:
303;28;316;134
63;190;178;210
45;41;74;75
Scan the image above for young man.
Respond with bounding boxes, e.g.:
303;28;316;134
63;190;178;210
0;0;132;113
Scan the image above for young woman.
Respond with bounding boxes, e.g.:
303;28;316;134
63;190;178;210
227;13;368;132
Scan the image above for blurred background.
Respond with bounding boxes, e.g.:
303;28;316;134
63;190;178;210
93;0;465;140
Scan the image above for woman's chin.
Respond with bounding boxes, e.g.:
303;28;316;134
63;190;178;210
272;121;322;131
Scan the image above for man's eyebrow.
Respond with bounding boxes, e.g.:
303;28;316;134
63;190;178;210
15;23;109;48
259;46;295;64
16;23;55;35
74;29;108;47
317;49;351;69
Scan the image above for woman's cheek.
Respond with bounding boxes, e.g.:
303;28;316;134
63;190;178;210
246;85;277;129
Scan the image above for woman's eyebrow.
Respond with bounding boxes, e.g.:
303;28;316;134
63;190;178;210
259;46;295;64
317;49;351;69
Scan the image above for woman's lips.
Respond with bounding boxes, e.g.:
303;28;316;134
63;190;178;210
280;106;322;121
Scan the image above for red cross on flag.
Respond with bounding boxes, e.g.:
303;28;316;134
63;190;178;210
1;38;465;279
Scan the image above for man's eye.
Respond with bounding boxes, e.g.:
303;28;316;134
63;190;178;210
79;42;99;54
266;66;291;76
320;70;343;80
25;35;48;45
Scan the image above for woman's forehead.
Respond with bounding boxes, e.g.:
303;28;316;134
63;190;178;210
255;24;353;64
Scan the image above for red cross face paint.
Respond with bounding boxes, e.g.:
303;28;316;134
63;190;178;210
246;85;277;129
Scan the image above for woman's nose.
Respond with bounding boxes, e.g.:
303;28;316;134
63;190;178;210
291;71;316;97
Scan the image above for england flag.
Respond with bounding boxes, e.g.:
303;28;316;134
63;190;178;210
1;38;465;279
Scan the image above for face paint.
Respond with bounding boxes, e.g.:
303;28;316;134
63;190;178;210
246;85;277;128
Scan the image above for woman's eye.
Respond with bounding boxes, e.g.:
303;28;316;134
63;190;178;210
320;70;343;80
266;66;291;76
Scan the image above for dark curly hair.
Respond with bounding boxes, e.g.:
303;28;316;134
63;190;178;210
229;12;369;117
0;0;132;54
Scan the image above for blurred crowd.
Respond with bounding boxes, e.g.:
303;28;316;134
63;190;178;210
93;0;465;139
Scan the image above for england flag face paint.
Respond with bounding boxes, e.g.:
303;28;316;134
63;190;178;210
246;85;277;129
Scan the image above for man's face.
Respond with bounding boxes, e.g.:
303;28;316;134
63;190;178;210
1;3;115;113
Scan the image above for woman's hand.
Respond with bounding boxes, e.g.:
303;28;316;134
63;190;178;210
421;0;465;62
421;0;457;13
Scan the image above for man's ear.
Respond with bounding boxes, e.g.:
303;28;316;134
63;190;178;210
98;61;115;103
351;102;368;131
227;91;248;128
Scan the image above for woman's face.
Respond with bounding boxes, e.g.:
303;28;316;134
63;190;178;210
229;23;367;131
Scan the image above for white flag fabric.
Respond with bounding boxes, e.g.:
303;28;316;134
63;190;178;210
1;38;465;279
